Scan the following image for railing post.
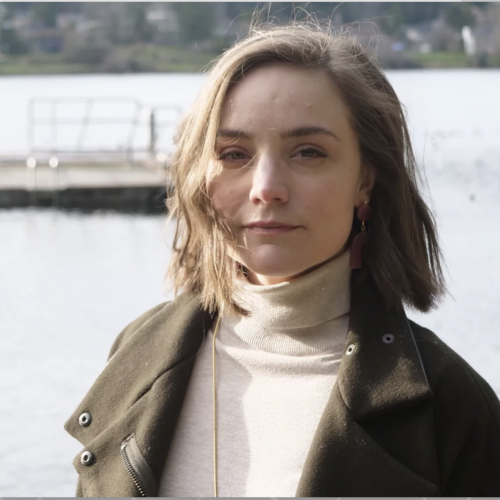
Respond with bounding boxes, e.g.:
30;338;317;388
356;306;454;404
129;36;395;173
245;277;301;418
149;108;157;157
26;157;37;207
49;156;60;208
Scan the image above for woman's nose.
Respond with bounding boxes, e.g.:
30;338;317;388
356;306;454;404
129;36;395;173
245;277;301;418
249;154;289;204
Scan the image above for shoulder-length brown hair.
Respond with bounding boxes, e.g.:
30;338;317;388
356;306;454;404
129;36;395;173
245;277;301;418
165;21;446;317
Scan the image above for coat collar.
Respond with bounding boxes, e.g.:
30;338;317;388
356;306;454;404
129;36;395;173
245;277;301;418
65;272;434;496
65;292;211;447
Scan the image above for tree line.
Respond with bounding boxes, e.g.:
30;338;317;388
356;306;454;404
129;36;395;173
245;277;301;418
0;2;486;55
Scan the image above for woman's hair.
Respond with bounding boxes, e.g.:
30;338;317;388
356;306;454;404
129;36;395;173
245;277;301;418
165;19;447;317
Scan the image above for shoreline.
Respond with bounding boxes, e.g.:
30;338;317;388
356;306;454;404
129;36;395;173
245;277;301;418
1;49;491;76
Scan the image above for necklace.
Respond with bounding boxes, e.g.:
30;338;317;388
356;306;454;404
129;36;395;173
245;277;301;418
212;313;222;497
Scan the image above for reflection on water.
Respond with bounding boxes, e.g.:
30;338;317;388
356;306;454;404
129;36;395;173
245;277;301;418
1;70;500;495
0;209;172;495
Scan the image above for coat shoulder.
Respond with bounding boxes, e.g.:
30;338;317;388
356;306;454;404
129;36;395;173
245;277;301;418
408;319;500;495
107;301;171;360
408;319;500;413
106;291;205;361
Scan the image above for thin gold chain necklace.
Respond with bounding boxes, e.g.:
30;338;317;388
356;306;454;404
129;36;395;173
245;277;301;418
212;313;223;497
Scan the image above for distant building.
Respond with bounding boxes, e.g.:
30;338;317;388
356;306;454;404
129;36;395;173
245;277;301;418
146;4;181;45
212;3;251;44
405;17;461;53
462;26;476;56
1;9;31;32
471;6;499;57
56;13;86;32
25;27;65;53
2;9;68;53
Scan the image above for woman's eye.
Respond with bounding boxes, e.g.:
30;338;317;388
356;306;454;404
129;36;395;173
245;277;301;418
218;151;248;161
296;148;327;159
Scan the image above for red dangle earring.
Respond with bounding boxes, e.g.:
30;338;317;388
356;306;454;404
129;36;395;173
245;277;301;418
350;199;372;269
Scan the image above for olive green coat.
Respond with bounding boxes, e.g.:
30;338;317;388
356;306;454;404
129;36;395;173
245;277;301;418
64;275;500;496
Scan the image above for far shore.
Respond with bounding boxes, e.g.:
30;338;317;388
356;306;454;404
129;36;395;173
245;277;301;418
1;48;493;76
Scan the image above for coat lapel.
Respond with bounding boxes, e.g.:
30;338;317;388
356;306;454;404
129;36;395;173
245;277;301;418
64;292;213;496
339;272;432;420
295;384;438;496
296;272;437;496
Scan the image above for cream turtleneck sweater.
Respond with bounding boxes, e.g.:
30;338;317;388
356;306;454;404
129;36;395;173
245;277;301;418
159;250;351;497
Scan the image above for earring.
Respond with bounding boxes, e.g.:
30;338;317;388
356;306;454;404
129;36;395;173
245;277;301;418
350;199;372;270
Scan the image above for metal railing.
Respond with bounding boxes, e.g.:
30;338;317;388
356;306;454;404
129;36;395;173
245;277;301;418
0;96;184;206
26;96;183;165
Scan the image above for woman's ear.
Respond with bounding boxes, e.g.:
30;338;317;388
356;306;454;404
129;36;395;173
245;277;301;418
356;163;376;205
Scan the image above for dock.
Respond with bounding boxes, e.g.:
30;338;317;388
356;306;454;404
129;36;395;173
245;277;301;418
0;96;183;213
0;159;170;213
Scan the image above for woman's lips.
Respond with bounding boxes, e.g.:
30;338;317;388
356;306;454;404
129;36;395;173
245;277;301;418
244;226;298;235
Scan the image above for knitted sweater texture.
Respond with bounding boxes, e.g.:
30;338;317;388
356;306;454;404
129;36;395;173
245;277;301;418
159;250;351;497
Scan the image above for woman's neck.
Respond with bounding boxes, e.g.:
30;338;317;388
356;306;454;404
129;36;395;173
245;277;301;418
242;246;349;286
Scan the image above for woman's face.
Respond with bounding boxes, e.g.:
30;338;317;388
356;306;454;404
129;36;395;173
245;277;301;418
209;64;375;285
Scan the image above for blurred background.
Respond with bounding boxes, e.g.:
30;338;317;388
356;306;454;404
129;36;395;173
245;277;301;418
0;2;499;496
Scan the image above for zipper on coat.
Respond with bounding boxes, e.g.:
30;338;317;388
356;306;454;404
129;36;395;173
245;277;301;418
120;434;157;497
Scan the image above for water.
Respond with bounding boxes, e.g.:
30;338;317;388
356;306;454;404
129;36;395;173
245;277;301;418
0;71;500;495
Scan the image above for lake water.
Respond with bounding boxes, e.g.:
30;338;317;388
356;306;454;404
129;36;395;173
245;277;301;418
0;71;500;496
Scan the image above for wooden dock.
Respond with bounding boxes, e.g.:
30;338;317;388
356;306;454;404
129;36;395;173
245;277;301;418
0;160;170;213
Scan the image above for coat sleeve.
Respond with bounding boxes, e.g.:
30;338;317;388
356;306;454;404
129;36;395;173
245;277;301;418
441;367;500;495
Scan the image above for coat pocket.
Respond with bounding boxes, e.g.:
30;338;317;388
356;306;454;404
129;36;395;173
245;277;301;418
120;433;157;497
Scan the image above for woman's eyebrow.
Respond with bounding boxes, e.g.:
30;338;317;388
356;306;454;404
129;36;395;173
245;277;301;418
216;126;339;141
282;126;340;141
217;129;252;139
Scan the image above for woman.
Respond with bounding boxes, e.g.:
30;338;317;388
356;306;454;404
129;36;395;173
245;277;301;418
64;23;500;497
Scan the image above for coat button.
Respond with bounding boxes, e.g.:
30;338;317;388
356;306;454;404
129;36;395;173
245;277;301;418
382;334;395;344
80;451;94;466
78;412;92;427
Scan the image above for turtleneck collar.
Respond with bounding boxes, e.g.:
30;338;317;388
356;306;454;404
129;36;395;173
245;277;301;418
221;250;351;355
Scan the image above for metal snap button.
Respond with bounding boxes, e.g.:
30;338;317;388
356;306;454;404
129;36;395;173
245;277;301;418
80;450;94;466
346;344;356;355
382;334;395;344
78;412;92;427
